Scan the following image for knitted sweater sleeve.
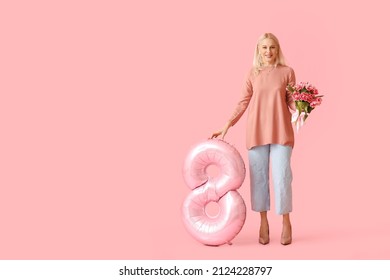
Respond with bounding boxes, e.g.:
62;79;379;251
228;69;253;126
286;68;296;110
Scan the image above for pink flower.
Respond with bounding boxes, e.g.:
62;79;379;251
286;82;323;129
310;97;322;108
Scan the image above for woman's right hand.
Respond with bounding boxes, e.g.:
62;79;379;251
210;122;231;140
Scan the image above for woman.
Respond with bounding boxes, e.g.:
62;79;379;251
211;33;296;245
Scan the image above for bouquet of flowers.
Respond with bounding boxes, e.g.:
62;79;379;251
287;82;323;131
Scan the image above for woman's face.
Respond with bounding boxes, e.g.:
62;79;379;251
259;38;278;66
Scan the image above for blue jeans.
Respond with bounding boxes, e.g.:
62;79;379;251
248;144;293;215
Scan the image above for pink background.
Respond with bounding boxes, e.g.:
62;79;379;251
1;0;390;259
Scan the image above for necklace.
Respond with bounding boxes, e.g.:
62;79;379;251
261;64;277;75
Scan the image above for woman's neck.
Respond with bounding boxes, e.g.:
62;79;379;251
261;63;277;67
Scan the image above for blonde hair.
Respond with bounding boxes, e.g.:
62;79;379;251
253;33;287;75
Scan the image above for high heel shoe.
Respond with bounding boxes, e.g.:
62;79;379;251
280;225;292;245
259;227;270;245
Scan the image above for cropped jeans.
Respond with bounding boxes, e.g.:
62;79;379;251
248;144;293;215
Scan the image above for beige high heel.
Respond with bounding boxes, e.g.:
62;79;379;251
280;225;292;245
259;227;270;245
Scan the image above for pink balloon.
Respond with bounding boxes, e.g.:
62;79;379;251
182;139;246;246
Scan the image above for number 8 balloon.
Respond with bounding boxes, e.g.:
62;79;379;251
182;139;246;246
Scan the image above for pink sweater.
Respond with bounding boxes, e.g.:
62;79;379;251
229;65;296;149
